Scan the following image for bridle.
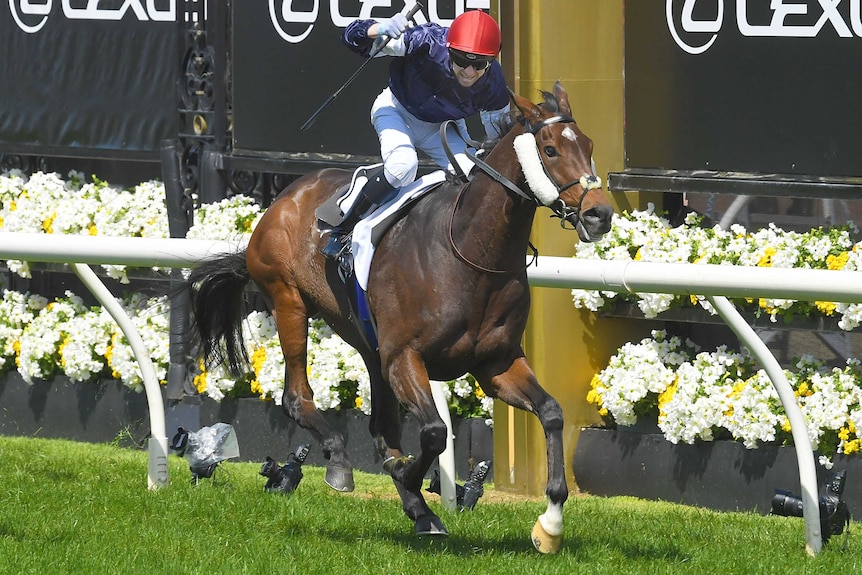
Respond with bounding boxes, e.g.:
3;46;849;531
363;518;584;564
442;116;601;231
518;114;602;230
439;115;601;274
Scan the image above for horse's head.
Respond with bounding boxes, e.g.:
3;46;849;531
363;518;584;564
510;82;614;242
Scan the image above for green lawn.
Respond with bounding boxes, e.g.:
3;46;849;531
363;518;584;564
0;436;859;574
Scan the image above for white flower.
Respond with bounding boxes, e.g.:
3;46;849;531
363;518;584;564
570;208;862;330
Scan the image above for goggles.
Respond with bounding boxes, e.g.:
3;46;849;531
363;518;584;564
448;49;493;71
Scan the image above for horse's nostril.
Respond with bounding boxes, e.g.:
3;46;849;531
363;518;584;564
583;205;614;233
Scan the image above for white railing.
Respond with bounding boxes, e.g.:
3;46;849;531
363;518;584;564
0;234;246;490
4;232;862;555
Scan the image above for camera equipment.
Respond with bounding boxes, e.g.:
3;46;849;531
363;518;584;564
169;423;240;484
426;459;491;511
460;459;491;511
260;444;310;495
771;470;851;544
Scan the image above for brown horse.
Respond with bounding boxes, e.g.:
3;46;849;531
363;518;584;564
187;82;613;553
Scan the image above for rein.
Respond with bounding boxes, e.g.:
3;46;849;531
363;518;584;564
439;120;538;275
446;181;539;275
438;116;595;274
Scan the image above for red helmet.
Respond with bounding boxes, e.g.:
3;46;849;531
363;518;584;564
446;11;501;57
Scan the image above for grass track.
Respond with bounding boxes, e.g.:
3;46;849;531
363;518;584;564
1;436;860;574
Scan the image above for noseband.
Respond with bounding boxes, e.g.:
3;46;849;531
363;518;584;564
519;115;602;229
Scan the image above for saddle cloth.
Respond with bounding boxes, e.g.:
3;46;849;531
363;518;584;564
352;170;447;290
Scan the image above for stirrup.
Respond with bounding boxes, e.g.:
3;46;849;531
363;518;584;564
321;232;349;260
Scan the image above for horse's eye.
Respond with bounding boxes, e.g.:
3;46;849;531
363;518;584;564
543;146;557;158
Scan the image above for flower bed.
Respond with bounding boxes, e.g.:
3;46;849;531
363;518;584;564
588;330;862;467
571;205;862;329
0;170;491;421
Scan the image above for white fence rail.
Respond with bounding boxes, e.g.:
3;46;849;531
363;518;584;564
4;232;862;555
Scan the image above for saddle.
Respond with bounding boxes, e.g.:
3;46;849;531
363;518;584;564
314;170;449;352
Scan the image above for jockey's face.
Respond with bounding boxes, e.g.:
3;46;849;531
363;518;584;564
452;59;488;88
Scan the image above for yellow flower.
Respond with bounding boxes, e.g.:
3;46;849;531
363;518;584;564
658;378;678;418
58;335;70;368
815;301;837;316
689;294;698;305
634;248;643;261
250;347;267;396
826;252;849;271
795;381;812;397
757;246;776;267
88;224;98;236
193;359;209;394
9;200;16;211
251;347;267;373
105;343;122;378
587;375;604;406
781;418;792;432
42;213;56;234
474;383;485;400
355;397;363;409
843;439;860;455
838;426;851;441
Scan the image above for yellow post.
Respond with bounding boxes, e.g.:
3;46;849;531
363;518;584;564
493;0;660;496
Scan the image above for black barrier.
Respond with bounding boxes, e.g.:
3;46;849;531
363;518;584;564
0;1;178;160
622;0;862;181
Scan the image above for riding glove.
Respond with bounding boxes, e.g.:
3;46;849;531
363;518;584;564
375;14;409;39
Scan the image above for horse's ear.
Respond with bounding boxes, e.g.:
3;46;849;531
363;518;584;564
553;81;572;116
509;88;541;122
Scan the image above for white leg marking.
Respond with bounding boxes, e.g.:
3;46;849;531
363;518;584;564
538;501;563;537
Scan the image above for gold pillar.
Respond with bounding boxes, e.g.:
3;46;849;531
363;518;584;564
492;0;659;496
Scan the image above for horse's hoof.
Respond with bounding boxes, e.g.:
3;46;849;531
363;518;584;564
531;519;562;554
324;465;355;492
415;514;448;537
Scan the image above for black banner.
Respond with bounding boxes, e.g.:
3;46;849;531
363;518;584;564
232;0;471;157
0;1;177;160
625;0;862;179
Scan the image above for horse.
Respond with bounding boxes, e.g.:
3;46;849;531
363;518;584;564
186;81;614;553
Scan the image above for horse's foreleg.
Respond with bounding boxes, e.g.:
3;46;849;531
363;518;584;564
384;351;448;536
365;360;407;467
477;355;568;554
273;295;354;492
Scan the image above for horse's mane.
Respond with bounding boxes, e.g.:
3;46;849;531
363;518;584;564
479;89;565;152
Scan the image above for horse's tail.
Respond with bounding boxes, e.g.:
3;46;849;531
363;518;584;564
187;249;252;376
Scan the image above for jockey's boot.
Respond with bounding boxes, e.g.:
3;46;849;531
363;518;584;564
321;165;396;259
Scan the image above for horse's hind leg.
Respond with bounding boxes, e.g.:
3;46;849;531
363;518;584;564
475;355;568;554
383;351;448;536
270;288;354;492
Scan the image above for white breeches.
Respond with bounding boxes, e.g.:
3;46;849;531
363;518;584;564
370;88;475;188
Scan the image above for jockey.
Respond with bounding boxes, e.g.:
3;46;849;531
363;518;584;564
321;9;511;259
